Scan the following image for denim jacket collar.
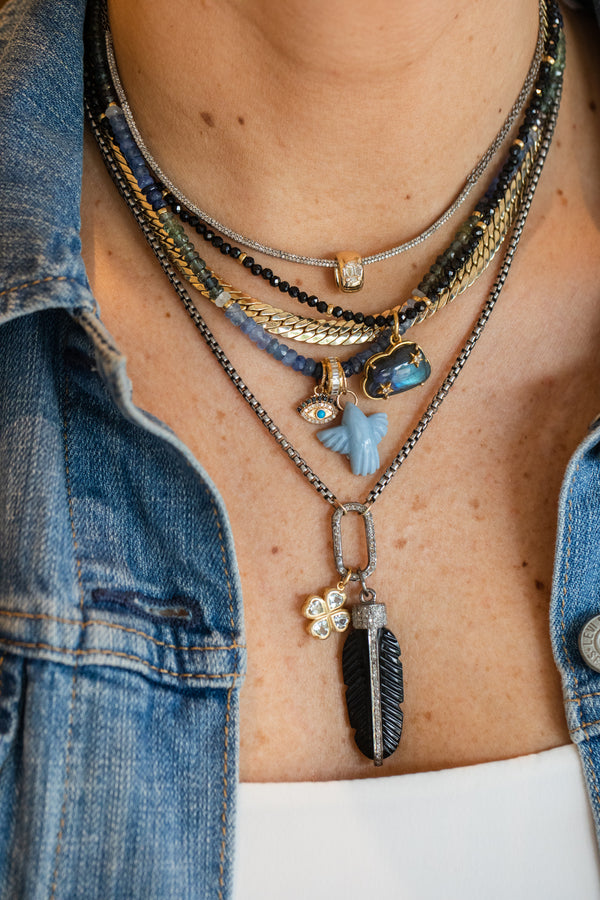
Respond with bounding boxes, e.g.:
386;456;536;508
0;0;94;324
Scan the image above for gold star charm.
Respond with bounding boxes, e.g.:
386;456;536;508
410;349;422;367
376;382;394;399
302;586;351;639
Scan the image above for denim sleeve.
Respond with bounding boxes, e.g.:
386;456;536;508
551;418;600;851
0;307;246;900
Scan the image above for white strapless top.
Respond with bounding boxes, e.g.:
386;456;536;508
233;744;600;899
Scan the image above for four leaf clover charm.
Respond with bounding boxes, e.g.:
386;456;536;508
302;586;351;639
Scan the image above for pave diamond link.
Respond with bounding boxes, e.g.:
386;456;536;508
85;53;561;514
105;0;547;270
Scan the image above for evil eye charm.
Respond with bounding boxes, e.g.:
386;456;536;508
302;587;351;639
297;394;339;425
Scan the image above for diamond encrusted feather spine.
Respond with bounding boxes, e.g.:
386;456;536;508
342;608;404;765
84;3;563;763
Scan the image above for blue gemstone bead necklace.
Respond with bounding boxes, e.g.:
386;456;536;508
106;0;548;302
84;0;564;475
93;6;562;357
88;84;555;473
100;103;398;475
93;87;421;475
83;0;564;763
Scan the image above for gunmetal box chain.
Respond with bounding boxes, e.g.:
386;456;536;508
84;0;563;765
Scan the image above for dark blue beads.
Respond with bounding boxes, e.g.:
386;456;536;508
221;302;388;383
91;0;564;354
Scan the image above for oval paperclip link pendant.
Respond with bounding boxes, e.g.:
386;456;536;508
331;502;377;582
332;502;404;765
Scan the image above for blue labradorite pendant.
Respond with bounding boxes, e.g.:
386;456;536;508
362;339;431;400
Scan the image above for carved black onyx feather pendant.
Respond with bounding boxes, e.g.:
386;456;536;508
342;602;403;765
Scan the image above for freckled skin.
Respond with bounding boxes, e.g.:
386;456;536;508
83;1;600;782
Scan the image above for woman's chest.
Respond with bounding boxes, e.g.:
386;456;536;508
79;112;600;779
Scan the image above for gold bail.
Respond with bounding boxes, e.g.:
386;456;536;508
321;358;347;398
334;252;364;292
391;309;403;346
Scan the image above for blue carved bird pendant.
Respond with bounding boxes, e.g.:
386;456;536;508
317;401;387;476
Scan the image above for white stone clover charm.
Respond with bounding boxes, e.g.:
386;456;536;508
302;587;351;640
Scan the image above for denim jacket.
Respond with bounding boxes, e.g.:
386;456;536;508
0;1;599;898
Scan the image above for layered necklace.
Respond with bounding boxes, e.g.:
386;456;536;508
83;0;565;765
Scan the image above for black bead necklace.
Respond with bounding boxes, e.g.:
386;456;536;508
83;0;564;765
125;7;559;332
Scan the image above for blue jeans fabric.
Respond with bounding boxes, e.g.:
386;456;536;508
550;420;600;844
0;3;246;893
1;0;600;898
0;306;245;899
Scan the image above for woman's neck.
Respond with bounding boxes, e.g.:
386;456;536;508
107;0;540;254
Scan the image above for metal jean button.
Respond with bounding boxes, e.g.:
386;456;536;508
579;616;600;673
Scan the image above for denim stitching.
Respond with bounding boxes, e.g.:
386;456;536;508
0;275;73;298
210;501;237;898
50;371;86;900
572;719;600;732
49;670;78;900
0;638;240;680
75;311;117;353
582;738;600;815
0;609;244;653
560;460;600;811
209;499;236;637
560;463;582;708
218;685;233;900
